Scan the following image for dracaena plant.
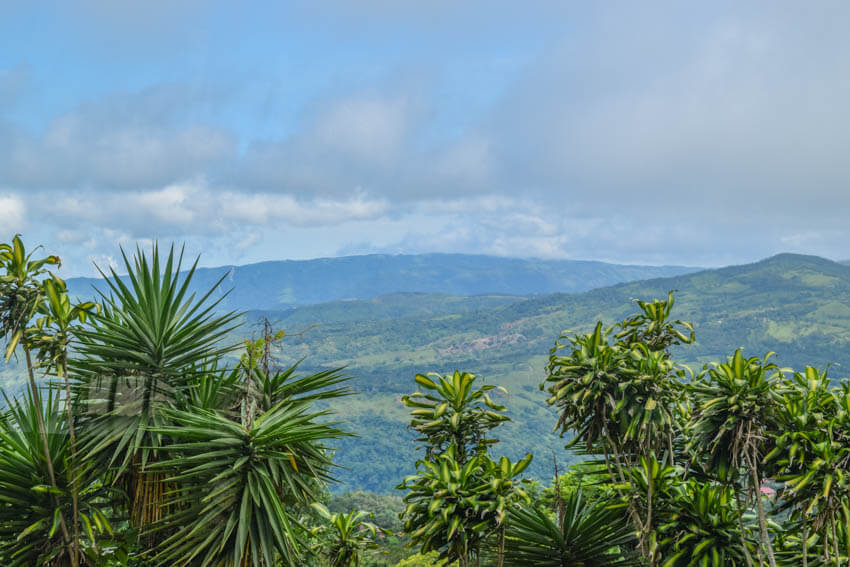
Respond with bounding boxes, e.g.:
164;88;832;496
689;349;784;567
28;274;99;565
402;370;510;464
544;292;694;565
615;290;694;352
399;370;531;567
398;447;532;567
310;504;382;567
768;368;850;567
0;235;77;565
658;481;755;567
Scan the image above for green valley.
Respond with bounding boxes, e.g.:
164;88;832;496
244;253;850;491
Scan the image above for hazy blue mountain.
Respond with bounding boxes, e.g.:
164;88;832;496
66;253;698;311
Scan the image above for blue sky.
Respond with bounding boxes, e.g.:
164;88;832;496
1;1;849;276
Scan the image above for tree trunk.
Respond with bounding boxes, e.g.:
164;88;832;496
60;358;81;565
734;489;756;567
801;520;808;567
750;460;776;567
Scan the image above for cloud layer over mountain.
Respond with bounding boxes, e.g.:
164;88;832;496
1;1;848;274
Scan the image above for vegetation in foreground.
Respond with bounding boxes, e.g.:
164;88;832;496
1;234;850;566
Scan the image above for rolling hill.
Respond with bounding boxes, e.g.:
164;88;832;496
244;253;850;491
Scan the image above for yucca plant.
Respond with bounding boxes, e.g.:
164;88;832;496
146;400;349;567
71;244;240;530
499;488;641;567
0;388;114;566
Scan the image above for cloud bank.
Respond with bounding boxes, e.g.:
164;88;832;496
1;1;848;274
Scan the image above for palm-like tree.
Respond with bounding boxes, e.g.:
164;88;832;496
659;481;754;567
71;245;240;529
0;389;113;566
29;275;99;564
147;400;349;566
0;235;75;564
310;504;381;567
545;297;693;564
769;368;850;566
402;370;510;464
689;349;784;567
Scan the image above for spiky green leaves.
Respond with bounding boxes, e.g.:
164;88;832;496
399;370;531;566
72;244;241;474
500;489;641;567
398;447;532;565
689;349;783;478
0;235;61;361
310;504;382;567
403;370;509;463
148;402;349;567
659;482;753;567
0;390;114;567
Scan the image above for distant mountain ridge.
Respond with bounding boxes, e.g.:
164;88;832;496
66;253;699;311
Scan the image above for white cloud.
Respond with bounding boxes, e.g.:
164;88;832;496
0;195;25;233
312;95;413;166
219;191;390;226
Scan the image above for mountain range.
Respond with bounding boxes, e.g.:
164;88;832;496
66;253;698;310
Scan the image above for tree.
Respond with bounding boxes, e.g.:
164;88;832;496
543;292;693;564
71;244;240;531
147;398;349;566
658;481;754;567
403;371;510;464
29;274;98;564
0;388;114;566
768;367;850;566
0;235;76;565
311;503;382;567
689;349;783;567
398;371;532;567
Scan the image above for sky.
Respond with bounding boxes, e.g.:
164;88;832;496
1;1;849;276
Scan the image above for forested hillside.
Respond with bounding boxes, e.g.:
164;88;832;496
244;253;850;490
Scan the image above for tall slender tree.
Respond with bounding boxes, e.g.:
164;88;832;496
689;349;783;567
0;236;76;565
